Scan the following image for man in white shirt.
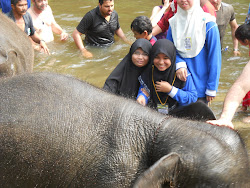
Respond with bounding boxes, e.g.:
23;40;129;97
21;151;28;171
28;0;68;43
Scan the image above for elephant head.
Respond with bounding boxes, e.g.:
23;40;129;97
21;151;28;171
134;119;250;187
0;13;34;78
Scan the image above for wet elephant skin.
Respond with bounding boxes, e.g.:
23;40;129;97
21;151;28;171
0;72;249;188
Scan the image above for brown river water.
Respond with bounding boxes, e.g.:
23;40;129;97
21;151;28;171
11;0;250;156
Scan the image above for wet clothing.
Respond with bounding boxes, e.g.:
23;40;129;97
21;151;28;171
103;39;152;99
137;39;197;112
7;10;35;36
76;6;120;46
216;2;236;47
167;22;221;99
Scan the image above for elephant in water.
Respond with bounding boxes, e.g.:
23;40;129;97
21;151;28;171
0;13;33;78
0;72;249;188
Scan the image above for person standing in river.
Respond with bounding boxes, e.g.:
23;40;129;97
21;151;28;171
28;0;68;43
7;0;49;54
209;0;240;56
72;0;130;58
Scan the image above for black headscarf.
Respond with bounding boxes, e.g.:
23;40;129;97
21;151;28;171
103;39;152;99
139;39;185;110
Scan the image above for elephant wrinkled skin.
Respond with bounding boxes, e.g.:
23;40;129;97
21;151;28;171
0;72;249;188
0;13;33;78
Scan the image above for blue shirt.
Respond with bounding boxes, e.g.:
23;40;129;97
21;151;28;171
1;0;31;14
167;22;221;98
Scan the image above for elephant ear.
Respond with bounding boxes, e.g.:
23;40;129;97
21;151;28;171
133;152;182;188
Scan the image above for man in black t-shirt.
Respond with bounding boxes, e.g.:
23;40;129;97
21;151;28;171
72;0;130;58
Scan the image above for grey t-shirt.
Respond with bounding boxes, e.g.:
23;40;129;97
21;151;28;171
216;2;235;46
6;10;35;36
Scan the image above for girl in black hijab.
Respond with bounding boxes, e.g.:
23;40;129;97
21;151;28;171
103;39;152;99
137;39;215;121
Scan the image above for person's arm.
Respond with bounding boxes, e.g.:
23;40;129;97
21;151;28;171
137;85;149;106
166;27;188;81
155;73;197;106
152;25;163;37
229;19;240;56
72;28;93;58
45;5;68;41
150;0;170;27
51;21;68;41
207;60;250;129
171;73;198;106
205;22;221;102
175;52;188;82
30;32;50;54
115;27;132;45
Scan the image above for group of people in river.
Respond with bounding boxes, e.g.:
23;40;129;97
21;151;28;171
1;0;250;128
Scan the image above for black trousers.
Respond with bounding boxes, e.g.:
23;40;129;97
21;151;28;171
170;101;216;121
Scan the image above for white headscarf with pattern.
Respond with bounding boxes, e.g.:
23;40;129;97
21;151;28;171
169;0;216;58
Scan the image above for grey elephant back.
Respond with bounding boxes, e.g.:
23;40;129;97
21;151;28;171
0;72;249;188
0;72;163;187
0;12;34;77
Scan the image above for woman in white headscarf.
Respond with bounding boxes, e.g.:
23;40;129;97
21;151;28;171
167;0;221;105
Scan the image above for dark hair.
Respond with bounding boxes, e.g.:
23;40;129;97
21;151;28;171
11;0;22;6
162;0;164;5
131;16;152;34
99;0;113;5
235;23;250;42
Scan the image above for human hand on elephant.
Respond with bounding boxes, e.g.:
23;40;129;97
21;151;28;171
137;95;147;106
206;118;234;129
